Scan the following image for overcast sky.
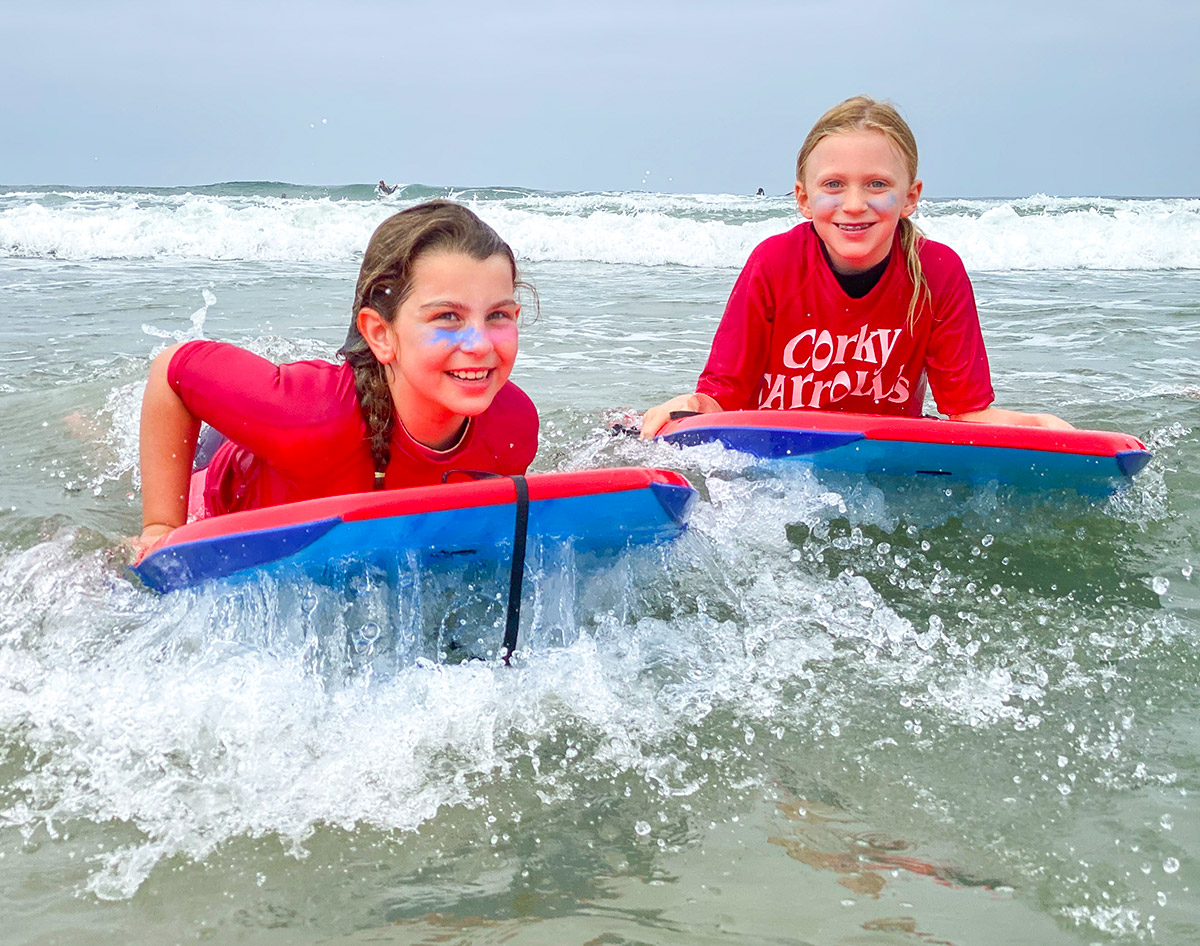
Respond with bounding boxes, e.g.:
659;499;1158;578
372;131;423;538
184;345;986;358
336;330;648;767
4;0;1197;197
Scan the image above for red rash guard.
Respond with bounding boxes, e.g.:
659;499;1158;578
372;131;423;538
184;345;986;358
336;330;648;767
697;223;995;417
168;340;538;517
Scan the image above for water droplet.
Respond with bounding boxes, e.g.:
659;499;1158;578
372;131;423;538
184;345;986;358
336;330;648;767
981;534;994;547
1164;857;1180;874
1152;576;1170;595
1183;564;1193;579
1157;891;1168;906
1161;814;1174;831
634;821;651;837
359;621;381;642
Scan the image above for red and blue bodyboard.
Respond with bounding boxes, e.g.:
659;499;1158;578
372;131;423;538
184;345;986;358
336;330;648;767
134;467;696;593
657;410;1150;492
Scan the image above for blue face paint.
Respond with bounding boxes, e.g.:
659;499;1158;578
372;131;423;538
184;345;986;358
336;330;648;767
867;193;899;215
812;194;842;213
428;324;485;350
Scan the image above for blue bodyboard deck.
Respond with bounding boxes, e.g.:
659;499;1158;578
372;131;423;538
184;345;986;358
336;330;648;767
658;409;1150;492
134;467;697;592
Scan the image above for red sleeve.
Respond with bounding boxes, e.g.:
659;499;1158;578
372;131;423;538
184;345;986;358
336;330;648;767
167;340;363;476
920;244;996;416
696;243;777;410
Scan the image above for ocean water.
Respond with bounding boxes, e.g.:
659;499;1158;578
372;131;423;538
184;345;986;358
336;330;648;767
1;183;1198;945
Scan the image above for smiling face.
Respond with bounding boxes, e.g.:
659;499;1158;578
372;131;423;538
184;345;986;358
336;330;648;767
363;250;520;450
795;129;922;275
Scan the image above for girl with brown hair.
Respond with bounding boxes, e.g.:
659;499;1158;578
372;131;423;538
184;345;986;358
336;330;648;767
137;200;537;553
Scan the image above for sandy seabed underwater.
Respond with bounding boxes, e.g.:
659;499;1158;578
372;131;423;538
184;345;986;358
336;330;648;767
1;183;1199;945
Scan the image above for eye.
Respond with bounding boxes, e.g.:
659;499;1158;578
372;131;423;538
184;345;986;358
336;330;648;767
823;180;843;190
487;308;517;323
869;179;891;189
432;310;462;324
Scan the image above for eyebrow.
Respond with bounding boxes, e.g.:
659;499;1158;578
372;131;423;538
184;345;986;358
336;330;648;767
419;298;518;311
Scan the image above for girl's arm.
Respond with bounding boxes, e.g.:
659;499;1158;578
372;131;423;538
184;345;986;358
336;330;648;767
949;407;1074;430
138;343;200;551
641;245;776;439
921;246;1074;431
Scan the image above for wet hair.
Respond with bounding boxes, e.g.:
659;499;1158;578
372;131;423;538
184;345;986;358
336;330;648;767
338;199;531;482
796;96;927;330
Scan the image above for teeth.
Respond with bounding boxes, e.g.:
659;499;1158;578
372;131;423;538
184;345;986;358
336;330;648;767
449;369;489;381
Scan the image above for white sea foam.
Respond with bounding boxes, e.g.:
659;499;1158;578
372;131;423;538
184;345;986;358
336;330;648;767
0;460;1064;901
2;187;1197;271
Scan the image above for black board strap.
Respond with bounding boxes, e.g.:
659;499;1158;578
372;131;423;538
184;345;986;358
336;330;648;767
500;475;529;665
441;470;529;664
609;409;702;439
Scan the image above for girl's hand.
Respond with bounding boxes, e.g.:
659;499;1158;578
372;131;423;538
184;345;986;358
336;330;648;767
133;523;176;561
950;407;1075;430
640;393;724;439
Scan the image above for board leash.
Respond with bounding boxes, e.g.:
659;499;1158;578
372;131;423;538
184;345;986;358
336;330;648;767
500;475;529;665
443;470;530;665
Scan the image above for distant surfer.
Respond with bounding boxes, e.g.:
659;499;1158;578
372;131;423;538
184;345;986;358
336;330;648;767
756;187;765;196
377;180;398;196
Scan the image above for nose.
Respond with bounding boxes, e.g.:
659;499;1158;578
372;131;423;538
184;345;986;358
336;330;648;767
457;323;493;354
842;186;868;213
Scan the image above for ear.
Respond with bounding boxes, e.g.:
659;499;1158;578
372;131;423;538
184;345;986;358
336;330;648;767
794;182;813;220
356;307;397;364
900;178;923;219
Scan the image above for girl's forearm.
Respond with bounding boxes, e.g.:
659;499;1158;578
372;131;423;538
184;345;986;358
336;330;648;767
139;344;200;532
950;407;1074;430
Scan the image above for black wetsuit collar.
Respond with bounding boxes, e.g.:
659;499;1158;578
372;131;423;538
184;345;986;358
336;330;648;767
818;238;890;299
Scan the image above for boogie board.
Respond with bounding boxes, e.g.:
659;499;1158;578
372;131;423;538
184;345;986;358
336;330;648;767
134;466;696;593
657;410;1150;492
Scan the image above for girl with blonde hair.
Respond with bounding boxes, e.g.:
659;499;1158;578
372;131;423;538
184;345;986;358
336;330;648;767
641;96;1069;437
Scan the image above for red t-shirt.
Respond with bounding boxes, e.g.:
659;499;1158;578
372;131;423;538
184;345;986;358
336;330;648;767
696;223;995;417
168;341;539;517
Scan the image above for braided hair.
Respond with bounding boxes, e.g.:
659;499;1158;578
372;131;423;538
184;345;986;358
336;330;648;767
338;200;526;486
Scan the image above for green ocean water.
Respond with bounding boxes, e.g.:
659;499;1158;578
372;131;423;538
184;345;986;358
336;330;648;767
1;185;1198;944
